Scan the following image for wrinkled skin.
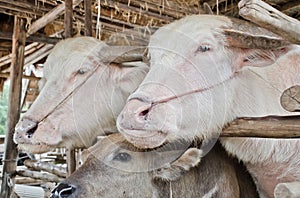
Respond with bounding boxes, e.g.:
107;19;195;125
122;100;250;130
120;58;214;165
117;15;300;197
14;37;148;153
51;134;258;198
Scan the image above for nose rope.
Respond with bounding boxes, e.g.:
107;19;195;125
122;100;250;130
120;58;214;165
151;74;236;105
149;68;298;108
38;62;103;124
247;68;300;104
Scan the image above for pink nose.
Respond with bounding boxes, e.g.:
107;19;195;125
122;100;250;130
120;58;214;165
117;99;152;130
14;118;38;144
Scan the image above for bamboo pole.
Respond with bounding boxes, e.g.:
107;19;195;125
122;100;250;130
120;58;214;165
0;16;26;198
84;0;93;36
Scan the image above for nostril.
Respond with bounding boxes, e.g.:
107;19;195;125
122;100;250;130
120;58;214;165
26;124;38;139
51;183;76;198
139;109;149;117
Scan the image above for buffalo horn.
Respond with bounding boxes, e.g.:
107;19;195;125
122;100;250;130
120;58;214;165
223;18;290;49
100;46;146;64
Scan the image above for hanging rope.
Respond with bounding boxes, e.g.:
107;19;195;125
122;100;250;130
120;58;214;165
96;0;101;39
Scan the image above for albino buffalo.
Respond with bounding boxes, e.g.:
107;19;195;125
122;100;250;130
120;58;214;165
14;37;148;153
51;134;258;198
117;15;300;197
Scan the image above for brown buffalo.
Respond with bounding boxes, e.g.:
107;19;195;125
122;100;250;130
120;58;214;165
51;134;258;198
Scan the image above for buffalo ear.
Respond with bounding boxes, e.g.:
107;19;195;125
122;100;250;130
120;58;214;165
117;62;149;93
234;47;290;70
223;18;291;70
153;148;202;181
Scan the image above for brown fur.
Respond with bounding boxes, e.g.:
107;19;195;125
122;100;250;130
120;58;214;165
51;134;258;198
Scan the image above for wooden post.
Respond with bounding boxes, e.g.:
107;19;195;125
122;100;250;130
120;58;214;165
0;16;26;198
64;0;73;38
66;148;76;176
64;0;76;175
84;0;93;36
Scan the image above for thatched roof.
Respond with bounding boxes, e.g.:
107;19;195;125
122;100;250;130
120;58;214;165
0;0;299;105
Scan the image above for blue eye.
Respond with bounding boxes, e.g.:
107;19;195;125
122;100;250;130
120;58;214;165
113;152;131;162
197;45;210;52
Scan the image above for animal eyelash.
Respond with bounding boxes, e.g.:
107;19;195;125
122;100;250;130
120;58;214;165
77;68;88;75
197;45;211;52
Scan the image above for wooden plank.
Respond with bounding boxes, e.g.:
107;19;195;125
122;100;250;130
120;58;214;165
222;116;300;138
64;0;73;38
238;0;300;45
84;0;93;36
0;16;26;198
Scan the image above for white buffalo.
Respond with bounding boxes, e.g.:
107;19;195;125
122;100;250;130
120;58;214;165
14;37;148;153
117;15;300;197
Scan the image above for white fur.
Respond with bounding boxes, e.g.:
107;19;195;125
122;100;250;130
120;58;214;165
118;15;300;197
16;37;148;151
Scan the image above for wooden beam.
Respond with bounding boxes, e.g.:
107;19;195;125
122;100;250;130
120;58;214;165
0;43;42;67
222;116;300;138
0;73;41;81
0;31;61;44
0;16;26;198
64;0;73;38
26;0;82;36
84;0;93;36
238;0;300;45
24;160;67;178
17;170;64;183
23;44;53;67
0;44;53;71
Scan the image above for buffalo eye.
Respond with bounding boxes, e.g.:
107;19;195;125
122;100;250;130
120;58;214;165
77;68;87;75
113;152;131;162
197;45;210;52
